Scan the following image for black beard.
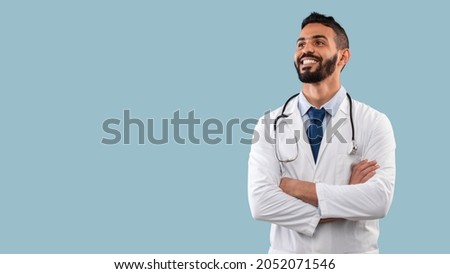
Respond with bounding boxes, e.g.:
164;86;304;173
295;53;338;83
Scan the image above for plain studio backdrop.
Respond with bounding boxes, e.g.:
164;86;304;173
1;0;448;253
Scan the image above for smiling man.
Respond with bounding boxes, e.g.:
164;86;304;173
248;12;396;253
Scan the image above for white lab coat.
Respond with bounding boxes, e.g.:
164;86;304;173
248;92;396;253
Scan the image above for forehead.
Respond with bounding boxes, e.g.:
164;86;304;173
299;23;336;41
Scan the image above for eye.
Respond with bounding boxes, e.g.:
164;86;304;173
297;41;305;48
314;40;325;46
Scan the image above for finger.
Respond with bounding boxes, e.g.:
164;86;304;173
352;165;378;185
358;163;379;177
353;159;368;169
352;160;371;178
360;164;379;182
354;160;377;173
360;160;377;169
354;160;375;171
359;164;380;176
351;159;368;172
361;170;376;182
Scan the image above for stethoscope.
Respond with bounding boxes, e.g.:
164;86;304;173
274;93;357;162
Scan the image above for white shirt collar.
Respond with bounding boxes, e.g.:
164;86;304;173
298;86;347;117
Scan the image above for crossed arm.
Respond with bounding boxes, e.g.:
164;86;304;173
280;160;379;223
280;159;379;207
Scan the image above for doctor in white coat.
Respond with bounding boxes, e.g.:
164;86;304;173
248;12;396;253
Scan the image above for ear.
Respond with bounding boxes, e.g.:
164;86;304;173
338;48;351;67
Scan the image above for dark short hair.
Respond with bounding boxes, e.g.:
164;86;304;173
301;12;349;50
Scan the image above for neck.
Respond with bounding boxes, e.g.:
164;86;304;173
301;75;341;108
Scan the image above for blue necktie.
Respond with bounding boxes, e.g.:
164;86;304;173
307;107;326;163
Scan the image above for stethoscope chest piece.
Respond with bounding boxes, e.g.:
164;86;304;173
347;141;358;155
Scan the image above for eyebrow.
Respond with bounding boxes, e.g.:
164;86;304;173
296;35;328;43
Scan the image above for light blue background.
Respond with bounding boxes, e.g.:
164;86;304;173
1;0;449;253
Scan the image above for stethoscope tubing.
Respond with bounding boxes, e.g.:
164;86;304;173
273;92;357;162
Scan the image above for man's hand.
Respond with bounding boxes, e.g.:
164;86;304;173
349;159;379;185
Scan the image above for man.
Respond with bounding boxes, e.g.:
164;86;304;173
248;12;396;253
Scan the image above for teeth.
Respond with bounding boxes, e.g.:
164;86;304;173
302;59;318;65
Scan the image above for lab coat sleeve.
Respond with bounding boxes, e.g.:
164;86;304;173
248;117;321;236
316;113;396;220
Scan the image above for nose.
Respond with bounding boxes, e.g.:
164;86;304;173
301;40;315;54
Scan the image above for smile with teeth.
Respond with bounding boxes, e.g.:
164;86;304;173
301;58;319;65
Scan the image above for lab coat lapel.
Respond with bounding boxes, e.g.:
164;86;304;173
284;96;315;168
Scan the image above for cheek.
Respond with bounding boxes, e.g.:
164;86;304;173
294;51;301;64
